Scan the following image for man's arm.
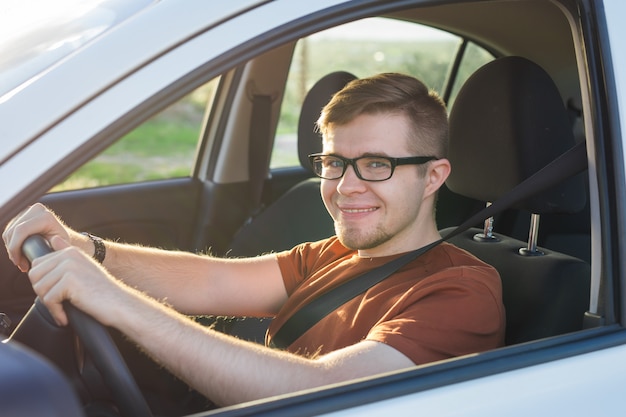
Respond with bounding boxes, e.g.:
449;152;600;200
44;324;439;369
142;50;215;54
95;240;287;316
3;203;288;317
26;237;414;406
127;302;414;406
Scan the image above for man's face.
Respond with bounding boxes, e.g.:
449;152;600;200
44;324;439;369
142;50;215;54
320;112;431;256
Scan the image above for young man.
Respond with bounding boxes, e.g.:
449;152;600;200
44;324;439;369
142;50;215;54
3;73;505;406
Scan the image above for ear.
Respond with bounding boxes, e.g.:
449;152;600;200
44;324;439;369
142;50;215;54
423;158;451;199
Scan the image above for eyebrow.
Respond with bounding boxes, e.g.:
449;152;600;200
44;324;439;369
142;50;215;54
325;151;393;158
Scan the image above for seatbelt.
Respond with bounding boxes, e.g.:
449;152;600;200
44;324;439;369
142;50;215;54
247;94;273;217
269;141;588;349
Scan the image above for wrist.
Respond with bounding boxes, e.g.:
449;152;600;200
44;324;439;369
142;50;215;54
81;232;106;264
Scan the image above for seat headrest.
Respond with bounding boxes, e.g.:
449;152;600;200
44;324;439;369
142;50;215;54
446;56;586;214
297;71;358;171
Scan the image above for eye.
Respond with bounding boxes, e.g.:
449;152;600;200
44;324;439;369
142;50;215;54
364;157;391;170
326;157;344;168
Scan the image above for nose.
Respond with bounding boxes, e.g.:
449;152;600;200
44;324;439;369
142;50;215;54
336;163;367;194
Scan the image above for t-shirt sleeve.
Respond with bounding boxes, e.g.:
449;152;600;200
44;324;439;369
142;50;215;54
366;266;505;365
276;237;348;295
275;244;308;295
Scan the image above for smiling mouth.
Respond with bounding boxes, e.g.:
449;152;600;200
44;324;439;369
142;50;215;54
341;207;378;214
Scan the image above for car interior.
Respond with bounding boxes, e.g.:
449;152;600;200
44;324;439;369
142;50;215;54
1;0;608;415
443;55;590;345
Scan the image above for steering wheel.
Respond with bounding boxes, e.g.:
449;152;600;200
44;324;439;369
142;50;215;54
22;235;152;417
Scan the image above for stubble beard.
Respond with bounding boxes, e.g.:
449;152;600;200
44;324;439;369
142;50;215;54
334;222;394;251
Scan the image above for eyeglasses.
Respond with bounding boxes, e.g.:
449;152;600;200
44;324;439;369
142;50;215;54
308;153;438;182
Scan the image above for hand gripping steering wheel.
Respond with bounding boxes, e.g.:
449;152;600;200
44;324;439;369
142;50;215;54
22;235;152;417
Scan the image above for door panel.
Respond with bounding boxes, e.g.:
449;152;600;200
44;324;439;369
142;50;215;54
42;178;202;250
0;178;204;332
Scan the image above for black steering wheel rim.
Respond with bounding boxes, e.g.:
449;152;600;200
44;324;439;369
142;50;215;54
24;236;152;417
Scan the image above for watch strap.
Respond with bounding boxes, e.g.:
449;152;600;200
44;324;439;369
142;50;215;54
82;232;106;264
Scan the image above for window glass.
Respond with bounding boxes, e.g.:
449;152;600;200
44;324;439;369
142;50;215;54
447;42;495;107
271;18;461;168
53;78;219;191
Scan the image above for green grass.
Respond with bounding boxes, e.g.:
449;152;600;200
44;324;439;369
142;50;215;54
53;119;199;191
103;119;199;158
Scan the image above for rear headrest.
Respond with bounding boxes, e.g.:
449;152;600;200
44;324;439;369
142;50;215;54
447;56;585;214
297;71;358;171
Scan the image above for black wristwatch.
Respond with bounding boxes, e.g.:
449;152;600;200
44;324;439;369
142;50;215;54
81;232;106;264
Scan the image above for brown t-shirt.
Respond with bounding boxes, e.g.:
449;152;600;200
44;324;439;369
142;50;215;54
267;237;505;365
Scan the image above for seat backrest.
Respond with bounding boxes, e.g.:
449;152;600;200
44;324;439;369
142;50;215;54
441;56;590;345
228;71;357;257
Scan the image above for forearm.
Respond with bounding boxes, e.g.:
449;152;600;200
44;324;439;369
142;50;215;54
114;290;347;405
70;232;286;317
70;232;210;311
110;287;413;406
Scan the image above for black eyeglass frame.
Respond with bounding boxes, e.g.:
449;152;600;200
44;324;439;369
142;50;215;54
308;153;438;182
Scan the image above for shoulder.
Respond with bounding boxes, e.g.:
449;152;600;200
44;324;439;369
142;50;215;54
420;242;499;278
430;242;493;267
275;236;355;293
409;242;502;297
276;236;351;266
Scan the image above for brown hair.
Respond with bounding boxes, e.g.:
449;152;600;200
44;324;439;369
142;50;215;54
316;73;449;159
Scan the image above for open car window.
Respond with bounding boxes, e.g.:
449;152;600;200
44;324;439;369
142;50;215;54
53;78;219;191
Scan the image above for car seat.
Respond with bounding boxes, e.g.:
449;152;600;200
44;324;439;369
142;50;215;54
441;56;591;345
228;71;357;257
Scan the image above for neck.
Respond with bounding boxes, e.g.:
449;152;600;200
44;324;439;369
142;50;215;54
357;222;441;258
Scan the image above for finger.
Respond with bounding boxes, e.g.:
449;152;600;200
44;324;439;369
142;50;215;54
30;246;102;326
3;205;37;271
50;235;71;251
40;288;70;327
3;205;41;270
29;255;70;326
4;204;63;272
28;244;84;292
29;253;63;301
2;205;28;243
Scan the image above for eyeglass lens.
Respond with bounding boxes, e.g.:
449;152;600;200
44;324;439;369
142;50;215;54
313;155;393;181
